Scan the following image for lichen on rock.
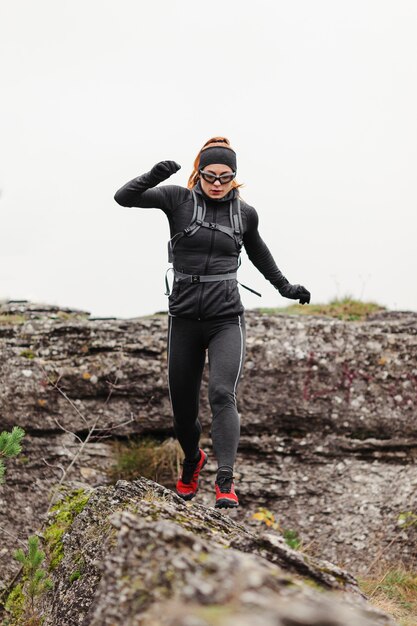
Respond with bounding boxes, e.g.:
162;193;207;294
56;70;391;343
36;478;397;626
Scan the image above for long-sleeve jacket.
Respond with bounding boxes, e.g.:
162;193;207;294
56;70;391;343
114;171;290;320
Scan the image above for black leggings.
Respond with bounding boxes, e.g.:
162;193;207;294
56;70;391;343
167;314;246;472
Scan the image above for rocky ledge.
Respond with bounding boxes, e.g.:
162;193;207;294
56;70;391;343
1;300;416;613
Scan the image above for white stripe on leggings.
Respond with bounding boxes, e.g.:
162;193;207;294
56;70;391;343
233;314;244;407
167;315;174;411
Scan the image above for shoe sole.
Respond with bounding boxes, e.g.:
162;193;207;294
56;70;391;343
176;490;197;501
176;453;208;500
215;498;239;509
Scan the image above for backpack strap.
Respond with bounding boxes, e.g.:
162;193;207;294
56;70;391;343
230;196;243;252
167;190;206;262
184;191;206;237
233;197;261;297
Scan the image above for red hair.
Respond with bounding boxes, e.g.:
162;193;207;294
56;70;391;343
187;137;243;190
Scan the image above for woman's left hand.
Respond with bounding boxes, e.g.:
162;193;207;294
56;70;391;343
279;283;311;305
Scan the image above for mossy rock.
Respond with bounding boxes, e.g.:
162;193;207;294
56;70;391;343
44;489;91;570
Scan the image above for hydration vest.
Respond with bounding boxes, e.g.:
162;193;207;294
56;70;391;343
165;189;261;297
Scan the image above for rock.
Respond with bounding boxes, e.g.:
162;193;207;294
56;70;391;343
31;479;396;626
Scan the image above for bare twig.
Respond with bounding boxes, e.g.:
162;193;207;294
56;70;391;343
0;565;23;607
46;415;100;513
104;376;119;405
35;363;134;510
48;381;90;429
53;417;83;445
41;458;66;481
0;525;26;547
369;568;391;598
37;362;90;429
89;414;135;441
365;535;398;576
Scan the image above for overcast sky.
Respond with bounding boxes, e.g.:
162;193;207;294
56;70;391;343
1;1;416;318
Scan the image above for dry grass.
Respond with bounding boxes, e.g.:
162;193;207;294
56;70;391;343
358;565;417;626
256;296;386;321
108;436;182;488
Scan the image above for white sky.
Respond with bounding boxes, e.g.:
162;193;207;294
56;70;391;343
1;0;416;317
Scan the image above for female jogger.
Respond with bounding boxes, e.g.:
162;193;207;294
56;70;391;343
114;137;310;507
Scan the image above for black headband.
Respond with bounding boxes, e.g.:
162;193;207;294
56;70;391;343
199;146;237;172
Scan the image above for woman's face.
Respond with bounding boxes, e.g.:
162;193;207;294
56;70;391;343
199;164;235;199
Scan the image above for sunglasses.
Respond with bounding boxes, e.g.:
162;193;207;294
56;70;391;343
199;169;236;185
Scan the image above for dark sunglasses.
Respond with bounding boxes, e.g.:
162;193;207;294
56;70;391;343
199;169;236;185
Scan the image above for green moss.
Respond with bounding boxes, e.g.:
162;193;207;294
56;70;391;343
44;489;91;570
68;552;86;584
300;576;326;592
398;511;417;529
55;311;89;321
315;563;348;587
164;568;176;582
0;314;26;325
255;296;386;321
19;349;35;359
72;551;86;565
174;514;190;526
69;569;82;584
196;551;210;564
194;604;236;624
4;582;26;623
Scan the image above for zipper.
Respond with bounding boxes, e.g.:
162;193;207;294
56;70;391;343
196;204;217;319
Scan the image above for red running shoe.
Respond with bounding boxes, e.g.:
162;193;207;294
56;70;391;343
176;449;207;500
215;473;239;508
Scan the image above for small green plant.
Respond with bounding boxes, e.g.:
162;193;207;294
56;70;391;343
0;426;25;484
109;436;182;486
283;528;302;550
6;535;53;625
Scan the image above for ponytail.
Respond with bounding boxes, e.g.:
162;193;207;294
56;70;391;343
187;137;243;190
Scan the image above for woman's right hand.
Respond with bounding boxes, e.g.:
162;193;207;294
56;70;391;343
149;161;181;185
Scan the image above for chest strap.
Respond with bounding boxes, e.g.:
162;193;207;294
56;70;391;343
175;270;237;283
165;269;237;295
164;268;261;297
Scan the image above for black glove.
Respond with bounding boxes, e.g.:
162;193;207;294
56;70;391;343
148;160;181;185
279;283;311;305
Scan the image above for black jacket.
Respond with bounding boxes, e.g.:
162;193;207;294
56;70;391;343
114;171;290;320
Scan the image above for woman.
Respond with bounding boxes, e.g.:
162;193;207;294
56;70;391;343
114;137;310;509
